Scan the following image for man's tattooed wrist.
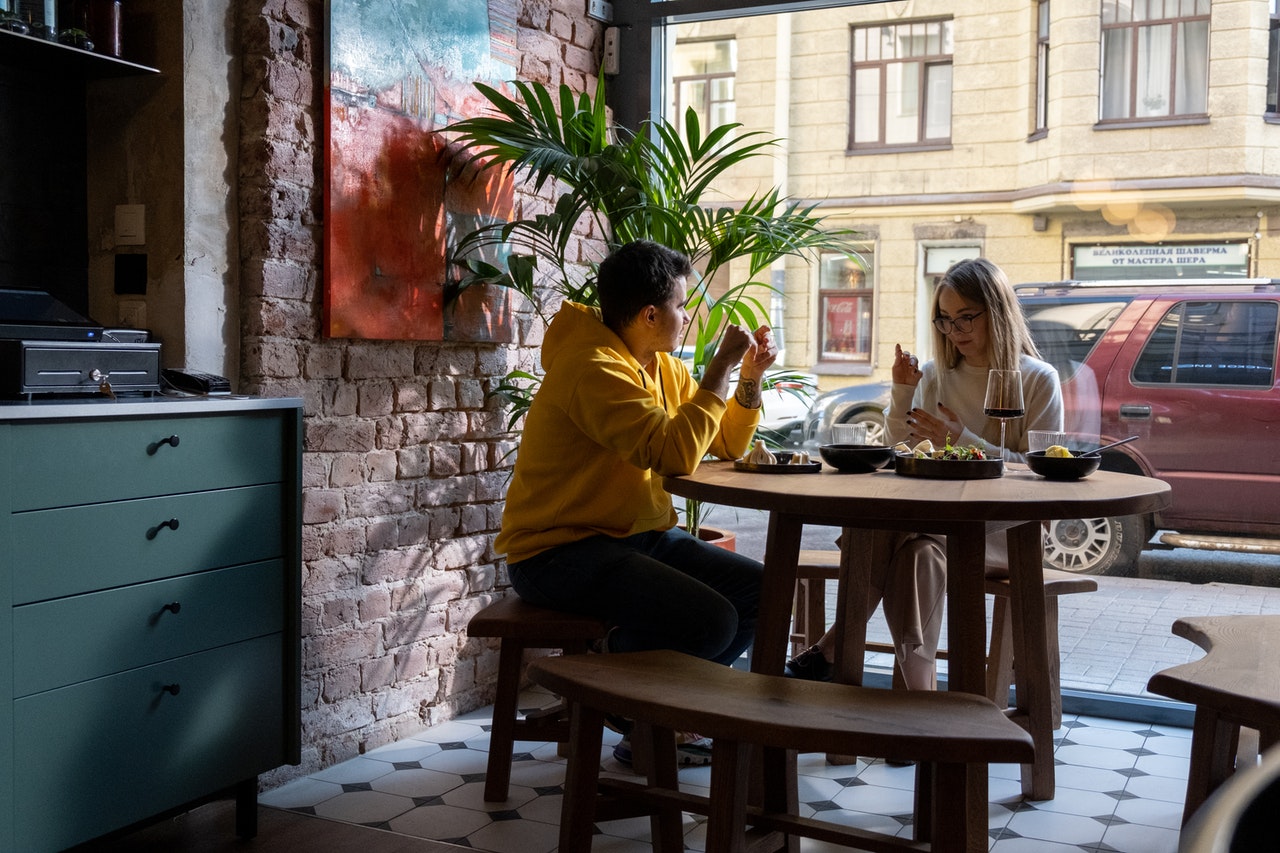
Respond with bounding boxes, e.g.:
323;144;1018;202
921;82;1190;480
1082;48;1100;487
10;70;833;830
735;378;761;408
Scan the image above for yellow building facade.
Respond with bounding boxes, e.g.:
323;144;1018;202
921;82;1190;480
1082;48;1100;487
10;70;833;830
669;0;1280;390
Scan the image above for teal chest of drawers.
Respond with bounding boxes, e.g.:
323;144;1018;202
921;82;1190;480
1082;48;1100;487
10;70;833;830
0;396;302;851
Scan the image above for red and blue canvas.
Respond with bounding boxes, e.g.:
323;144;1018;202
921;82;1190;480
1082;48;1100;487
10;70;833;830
325;0;516;341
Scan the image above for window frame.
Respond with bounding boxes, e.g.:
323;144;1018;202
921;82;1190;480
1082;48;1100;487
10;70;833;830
846;17;954;153
1097;0;1211;126
671;36;738;130
1267;0;1280;118
817;247;876;365
1031;0;1050;138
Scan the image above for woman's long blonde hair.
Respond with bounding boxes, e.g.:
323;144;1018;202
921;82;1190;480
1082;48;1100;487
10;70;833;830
929;258;1040;371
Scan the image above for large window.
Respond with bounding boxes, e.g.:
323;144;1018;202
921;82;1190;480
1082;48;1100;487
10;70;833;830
672;38;737;129
818;248;875;363
1099;0;1210;122
849;19;953;150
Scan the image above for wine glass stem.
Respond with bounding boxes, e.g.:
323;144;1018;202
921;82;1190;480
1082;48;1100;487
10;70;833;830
999;420;1008;462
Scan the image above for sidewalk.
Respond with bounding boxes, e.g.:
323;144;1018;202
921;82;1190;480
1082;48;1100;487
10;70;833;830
696;504;1280;699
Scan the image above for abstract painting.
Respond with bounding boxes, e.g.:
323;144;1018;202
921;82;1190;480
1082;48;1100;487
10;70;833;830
324;0;517;341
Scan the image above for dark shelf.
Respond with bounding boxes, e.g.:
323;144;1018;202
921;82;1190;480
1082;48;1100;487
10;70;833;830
0;28;158;77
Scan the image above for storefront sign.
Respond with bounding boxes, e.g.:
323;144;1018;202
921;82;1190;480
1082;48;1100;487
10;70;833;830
1072;243;1249;280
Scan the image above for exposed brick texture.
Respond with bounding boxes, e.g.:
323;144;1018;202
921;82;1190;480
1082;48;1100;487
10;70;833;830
240;0;606;785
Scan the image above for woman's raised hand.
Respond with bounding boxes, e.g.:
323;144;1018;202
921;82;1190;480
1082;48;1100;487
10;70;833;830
892;343;922;385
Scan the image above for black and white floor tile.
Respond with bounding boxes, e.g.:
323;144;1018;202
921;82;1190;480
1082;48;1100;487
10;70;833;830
261;684;1192;852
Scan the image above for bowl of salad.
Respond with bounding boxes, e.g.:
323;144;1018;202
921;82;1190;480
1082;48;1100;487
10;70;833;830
893;440;1004;480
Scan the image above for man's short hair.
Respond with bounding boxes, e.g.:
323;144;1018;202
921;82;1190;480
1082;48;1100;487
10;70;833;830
597;240;693;334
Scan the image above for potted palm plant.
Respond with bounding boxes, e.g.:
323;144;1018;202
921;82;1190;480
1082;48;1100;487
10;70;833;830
446;77;862;537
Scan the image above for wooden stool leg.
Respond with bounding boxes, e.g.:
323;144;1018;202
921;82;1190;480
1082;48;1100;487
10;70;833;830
559;702;604;853
1044;596;1064;729
641;724;684;853
986;596;1014;708
706;739;752;853
484;639;527;802
928;762;987;853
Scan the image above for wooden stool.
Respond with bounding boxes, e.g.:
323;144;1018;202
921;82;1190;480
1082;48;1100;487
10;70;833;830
789;549;840;658
467;595;608;802
1147;615;1280;826
530;649;1034;853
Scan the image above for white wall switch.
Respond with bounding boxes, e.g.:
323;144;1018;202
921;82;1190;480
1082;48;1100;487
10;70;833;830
603;26;620;75
587;0;613;23
115;204;145;245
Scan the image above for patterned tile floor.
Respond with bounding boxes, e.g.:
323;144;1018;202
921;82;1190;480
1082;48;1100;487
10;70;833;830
261;682;1193;853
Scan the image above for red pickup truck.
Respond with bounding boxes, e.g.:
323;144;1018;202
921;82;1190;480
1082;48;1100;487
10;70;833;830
1016;278;1280;574
803;278;1280;575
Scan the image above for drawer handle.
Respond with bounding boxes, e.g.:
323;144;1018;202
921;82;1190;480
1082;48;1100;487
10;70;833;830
148;434;181;454
162;601;182;615
162;683;181;696
146;518;181;540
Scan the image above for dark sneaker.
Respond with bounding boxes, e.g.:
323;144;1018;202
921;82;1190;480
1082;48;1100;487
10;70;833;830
613;735;633;765
785;645;833;682
611;732;713;767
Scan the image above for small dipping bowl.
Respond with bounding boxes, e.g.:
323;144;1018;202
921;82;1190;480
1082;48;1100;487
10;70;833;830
1025;450;1102;481
819;444;895;474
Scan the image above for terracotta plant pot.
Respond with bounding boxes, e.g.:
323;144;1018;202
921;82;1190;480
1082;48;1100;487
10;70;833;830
687;524;736;552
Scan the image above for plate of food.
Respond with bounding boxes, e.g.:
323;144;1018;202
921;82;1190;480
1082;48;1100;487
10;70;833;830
892;440;1004;480
734;443;822;474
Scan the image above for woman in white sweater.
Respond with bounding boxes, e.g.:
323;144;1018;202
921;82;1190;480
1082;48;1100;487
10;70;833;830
788;258;1064;690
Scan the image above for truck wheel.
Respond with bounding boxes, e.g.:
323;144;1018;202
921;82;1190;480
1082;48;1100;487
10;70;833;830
1041;514;1147;576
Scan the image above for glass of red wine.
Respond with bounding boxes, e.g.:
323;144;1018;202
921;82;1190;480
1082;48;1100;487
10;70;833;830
983;369;1024;462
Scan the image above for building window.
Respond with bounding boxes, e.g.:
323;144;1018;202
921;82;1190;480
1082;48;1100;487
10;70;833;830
1034;1;1050;134
849;19;953;150
1268;0;1280;115
673;38;737;129
1099;0;1210;122
818;248;875;363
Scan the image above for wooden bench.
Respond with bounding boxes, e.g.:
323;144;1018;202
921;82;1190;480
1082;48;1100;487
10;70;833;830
529;649;1034;853
467;595;609;802
1146;615;1280;826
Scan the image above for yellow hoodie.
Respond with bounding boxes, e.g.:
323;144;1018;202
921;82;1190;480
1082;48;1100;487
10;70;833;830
495;302;761;563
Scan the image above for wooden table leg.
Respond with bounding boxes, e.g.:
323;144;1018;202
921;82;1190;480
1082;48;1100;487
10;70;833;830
754;513;803;853
754;513;804;677
1006;521;1055;800
1183;708;1240;825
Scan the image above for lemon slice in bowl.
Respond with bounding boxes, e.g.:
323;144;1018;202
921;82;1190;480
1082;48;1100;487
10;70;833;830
1045;445;1073;458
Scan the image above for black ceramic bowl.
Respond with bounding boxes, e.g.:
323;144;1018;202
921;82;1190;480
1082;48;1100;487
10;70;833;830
819;443;895;474
1025;450;1102;481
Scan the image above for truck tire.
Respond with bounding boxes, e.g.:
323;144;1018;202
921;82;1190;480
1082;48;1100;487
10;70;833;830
1042;513;1147;576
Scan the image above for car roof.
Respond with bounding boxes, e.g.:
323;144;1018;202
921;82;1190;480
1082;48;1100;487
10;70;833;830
1015;278;1280;297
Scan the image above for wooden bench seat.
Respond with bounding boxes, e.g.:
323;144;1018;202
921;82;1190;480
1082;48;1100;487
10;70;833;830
529;649;1034;853
1146;615;1280;826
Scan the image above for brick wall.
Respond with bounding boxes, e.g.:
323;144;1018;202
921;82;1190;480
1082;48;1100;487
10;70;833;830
235;0;606;783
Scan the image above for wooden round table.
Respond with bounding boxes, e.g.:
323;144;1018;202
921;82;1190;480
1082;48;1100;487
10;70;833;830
666;460;1171;799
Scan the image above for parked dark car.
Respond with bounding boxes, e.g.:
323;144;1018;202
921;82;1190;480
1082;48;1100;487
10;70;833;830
799;278;1280;575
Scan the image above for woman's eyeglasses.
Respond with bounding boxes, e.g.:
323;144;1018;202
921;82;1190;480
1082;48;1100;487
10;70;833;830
932;310;985;335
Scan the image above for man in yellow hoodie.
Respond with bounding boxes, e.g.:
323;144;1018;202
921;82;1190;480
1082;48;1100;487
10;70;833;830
496;239;774;695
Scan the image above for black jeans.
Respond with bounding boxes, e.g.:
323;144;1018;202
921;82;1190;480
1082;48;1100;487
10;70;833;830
508;527;762;666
